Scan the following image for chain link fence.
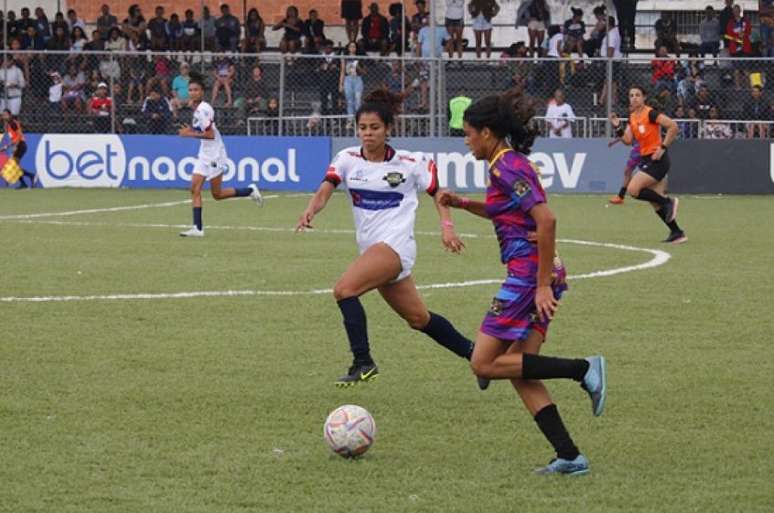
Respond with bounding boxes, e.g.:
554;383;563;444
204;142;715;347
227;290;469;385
0;49;771;139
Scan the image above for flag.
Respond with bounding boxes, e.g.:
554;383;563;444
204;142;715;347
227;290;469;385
1;158;23;185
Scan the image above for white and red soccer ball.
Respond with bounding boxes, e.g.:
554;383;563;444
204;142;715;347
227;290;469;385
323;404;376;458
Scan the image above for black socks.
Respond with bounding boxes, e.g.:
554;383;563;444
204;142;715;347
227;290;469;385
337;297;373;365
618;186;627;199
419;312;474;359
636;188;670;206
235;187;252;197
522;353;589;381
192;207;202;230
534;404;580;461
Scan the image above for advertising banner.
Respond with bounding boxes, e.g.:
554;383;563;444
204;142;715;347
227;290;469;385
332;137;632;193
14;134;331;190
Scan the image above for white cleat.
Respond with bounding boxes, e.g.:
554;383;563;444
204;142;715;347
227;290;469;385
179;226;204;237
249;184;264;207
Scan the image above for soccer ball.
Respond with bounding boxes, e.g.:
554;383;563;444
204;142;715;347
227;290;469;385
323;404;376;458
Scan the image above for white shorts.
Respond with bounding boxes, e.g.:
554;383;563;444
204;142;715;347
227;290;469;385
528;20;546;32
359;237;416;283
472;14;492;32
193;157;227;180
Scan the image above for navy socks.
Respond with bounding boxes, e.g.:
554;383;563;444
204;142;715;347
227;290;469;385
192;207;202;230
337;297;372;365
420;312;474;359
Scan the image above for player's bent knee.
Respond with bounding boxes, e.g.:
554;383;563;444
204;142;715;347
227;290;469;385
406;312;430;331
470;359;490;378
333;283;356;302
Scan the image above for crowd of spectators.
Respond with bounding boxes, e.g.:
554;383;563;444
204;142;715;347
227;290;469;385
0;2;768;137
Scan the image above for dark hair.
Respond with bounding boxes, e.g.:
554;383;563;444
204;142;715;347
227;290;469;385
188;70;206;90
463;88;538;155
629;84;648;97
356;88;403;126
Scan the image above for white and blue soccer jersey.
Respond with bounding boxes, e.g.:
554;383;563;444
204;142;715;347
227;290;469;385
324;145;439;280
191;102;227;179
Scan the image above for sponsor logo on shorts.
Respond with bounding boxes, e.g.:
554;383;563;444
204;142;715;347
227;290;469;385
488;298;505;316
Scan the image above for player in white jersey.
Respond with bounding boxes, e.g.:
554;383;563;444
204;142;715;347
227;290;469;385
178;71;263;237
297;89;488;389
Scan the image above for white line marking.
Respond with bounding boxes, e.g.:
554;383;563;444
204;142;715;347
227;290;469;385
0;200;190;220
0;240;670;303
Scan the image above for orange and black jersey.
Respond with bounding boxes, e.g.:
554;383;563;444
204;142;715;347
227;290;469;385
5;119;24;145
628;107;662;157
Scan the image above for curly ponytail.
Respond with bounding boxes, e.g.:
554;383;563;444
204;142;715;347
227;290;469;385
356;88;404;126
463;87;538;155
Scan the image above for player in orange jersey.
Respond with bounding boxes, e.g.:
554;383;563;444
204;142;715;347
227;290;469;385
0;109;35;189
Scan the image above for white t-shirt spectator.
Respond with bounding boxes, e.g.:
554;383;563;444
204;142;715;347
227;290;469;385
545;101;576;138
547;33;564;57
601;26;622;58
445;0;465;21
418;26;447;57
49;82;63;103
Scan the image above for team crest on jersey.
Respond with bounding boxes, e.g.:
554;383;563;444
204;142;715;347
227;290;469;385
514;180;531;197
489;298;505;316
382;171;406;188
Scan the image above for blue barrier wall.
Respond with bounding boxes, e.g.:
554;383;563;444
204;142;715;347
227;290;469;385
4;134;773;194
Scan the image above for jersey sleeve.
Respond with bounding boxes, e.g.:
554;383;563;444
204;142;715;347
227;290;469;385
323;150;349;188
414;153;439;196
491;161;546;213
648;108;662;124
193;105;214;132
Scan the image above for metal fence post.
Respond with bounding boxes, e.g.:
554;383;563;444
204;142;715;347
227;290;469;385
605;58;613;138
109;52;116;134
429;58;436;137
278;56;285;136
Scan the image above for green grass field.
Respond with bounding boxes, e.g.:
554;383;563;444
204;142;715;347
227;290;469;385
1;189;773;513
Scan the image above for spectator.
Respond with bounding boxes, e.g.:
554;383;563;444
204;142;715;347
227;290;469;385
361;3;390;55
215;4;240;52
17;7;35;32
167;13;183;51
676;69;698;106
243;8;267;53
6;11;20;41
46;24;70;73
761;0;774;57
341;0;363;44
122;5;148;48
691;84;715;119
599;16;622;107
444;0;465;59
70;26;87;52
702;106;732;138
673;105;695;139
584;4;607;57
89;82;112;132
170;61;191;113
244;66;268;115
148;6;168;51
527;0;549;57
545;88;575;138
563;7;585;57
142;88;172;134
264;97;280;135
199;6;216;51
718;0;734;48
66;9;86;32
654;12;680;54
83;30;105;75
104;26;126;52
96;5;118;40
34;8;51;43
411;0;428;36
126;55;147;104
340;41;365;128
469;0;499;59
0;58;25;115
21;25;45;50
180;9;200;51
212;57;236;107
304;9;326;53
273;6;304;54
699;7;721;59
388;3;410;55
318;40;341;115
146;54;172;97
725;4;752;90
743;85;769;139
613;0;638;51
651;46;676;95
61;64;86;114
50;12;69;38
416;16;446;110
48;71;63;112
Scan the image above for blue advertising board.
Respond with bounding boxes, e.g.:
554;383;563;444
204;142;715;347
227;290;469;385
12;134;331;190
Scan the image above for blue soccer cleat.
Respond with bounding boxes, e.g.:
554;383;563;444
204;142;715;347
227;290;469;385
582;356;607;417
534;454;590;476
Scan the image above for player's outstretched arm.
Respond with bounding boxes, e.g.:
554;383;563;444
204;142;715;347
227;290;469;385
296;180;335;232
437;190;490;219
433;189;465;254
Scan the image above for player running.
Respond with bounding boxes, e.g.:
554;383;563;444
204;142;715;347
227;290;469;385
608;141;641;205
609;86;687;243
296;89;485;388
439;88;606;476
0;110;35;189
178;71;262;237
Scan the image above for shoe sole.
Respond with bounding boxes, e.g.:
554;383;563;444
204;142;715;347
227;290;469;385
670;235;688;244
669;197;679;223
334;374;379;388
594;357;607;417
565;468;590;476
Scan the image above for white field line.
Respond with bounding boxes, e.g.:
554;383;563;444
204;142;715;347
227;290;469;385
0;238;670;303
0;194;287;220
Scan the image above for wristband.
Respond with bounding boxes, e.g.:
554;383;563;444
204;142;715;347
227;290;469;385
660;144;668;150
459;197;471;209
441;220;455;229
614;125;625;138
